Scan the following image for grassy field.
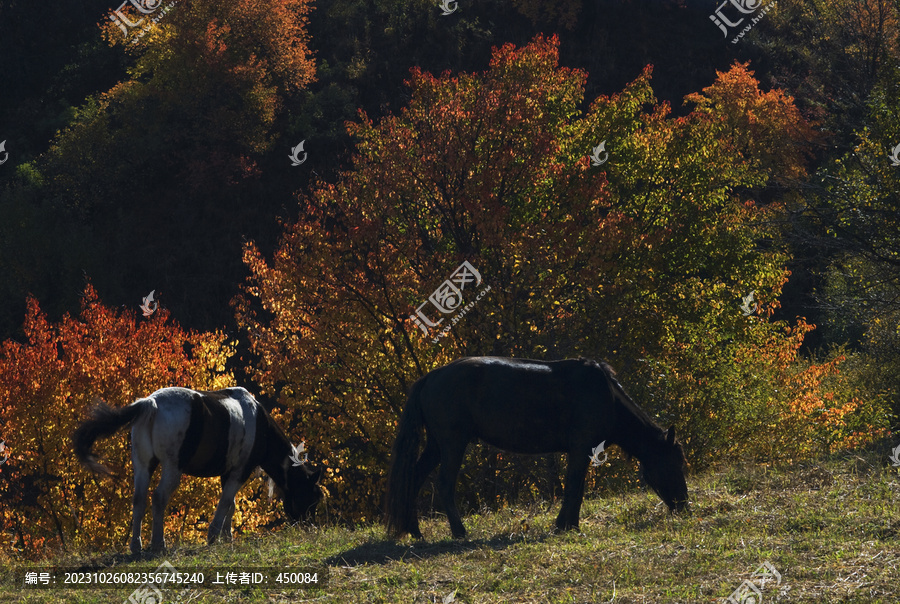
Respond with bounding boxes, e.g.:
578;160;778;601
4;447;899;603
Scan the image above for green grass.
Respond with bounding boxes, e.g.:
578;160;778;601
4;449;900;603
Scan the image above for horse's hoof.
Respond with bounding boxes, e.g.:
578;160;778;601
553;523;577;533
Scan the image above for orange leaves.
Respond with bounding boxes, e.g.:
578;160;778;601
234;35;856;521
685;62;817;182
0;284;236;559
92;0;315;197
105;0;316;93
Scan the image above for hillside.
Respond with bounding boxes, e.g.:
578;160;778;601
4;447;899;603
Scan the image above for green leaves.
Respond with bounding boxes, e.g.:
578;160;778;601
236;37;838;519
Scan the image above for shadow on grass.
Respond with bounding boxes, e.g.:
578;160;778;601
325;530;554;567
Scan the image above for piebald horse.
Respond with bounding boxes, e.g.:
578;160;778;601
74;386;323;554
385;357;689;539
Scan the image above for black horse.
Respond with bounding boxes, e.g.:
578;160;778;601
385;357;688;539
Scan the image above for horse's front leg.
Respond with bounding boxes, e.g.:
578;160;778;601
556;448;590;532
208;476;242;545
150;467;183;552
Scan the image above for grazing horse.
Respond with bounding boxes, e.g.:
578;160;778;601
385;357;688;539
74;386;323;554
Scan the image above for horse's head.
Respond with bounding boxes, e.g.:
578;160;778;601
641;425;689;513
282;462;324;522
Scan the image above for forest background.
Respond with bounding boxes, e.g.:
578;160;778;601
0;0;898;559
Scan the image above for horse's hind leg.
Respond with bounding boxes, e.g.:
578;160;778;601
150;466;182;552
413;437;440;493
556;448;590;532
407;437;441;539
436;441;468;539
130;459;156;555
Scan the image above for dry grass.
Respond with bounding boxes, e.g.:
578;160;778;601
4;447;899;603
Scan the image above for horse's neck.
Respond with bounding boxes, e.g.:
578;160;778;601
611;397;661;461
258;419;291;486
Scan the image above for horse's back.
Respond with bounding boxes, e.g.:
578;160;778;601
418;357;614;454
136;387;260;477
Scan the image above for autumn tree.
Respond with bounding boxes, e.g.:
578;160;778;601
235;36;883;522
0;0;316;338
793;50;900;423
762;0;900;145
0;284;265;559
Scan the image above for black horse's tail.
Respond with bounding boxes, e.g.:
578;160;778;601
73;400;149;476
385;377;427;538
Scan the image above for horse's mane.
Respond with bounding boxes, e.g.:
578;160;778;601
584;358;664;434
256;403;298;465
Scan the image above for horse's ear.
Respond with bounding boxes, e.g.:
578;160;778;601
665;425;676;445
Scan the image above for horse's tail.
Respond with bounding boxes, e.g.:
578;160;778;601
73;399;154;476
385;376;427;538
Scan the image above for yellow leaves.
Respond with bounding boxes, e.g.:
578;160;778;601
684;62;815;183
0;285;238;559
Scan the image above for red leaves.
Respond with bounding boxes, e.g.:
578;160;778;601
0;284;236;558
